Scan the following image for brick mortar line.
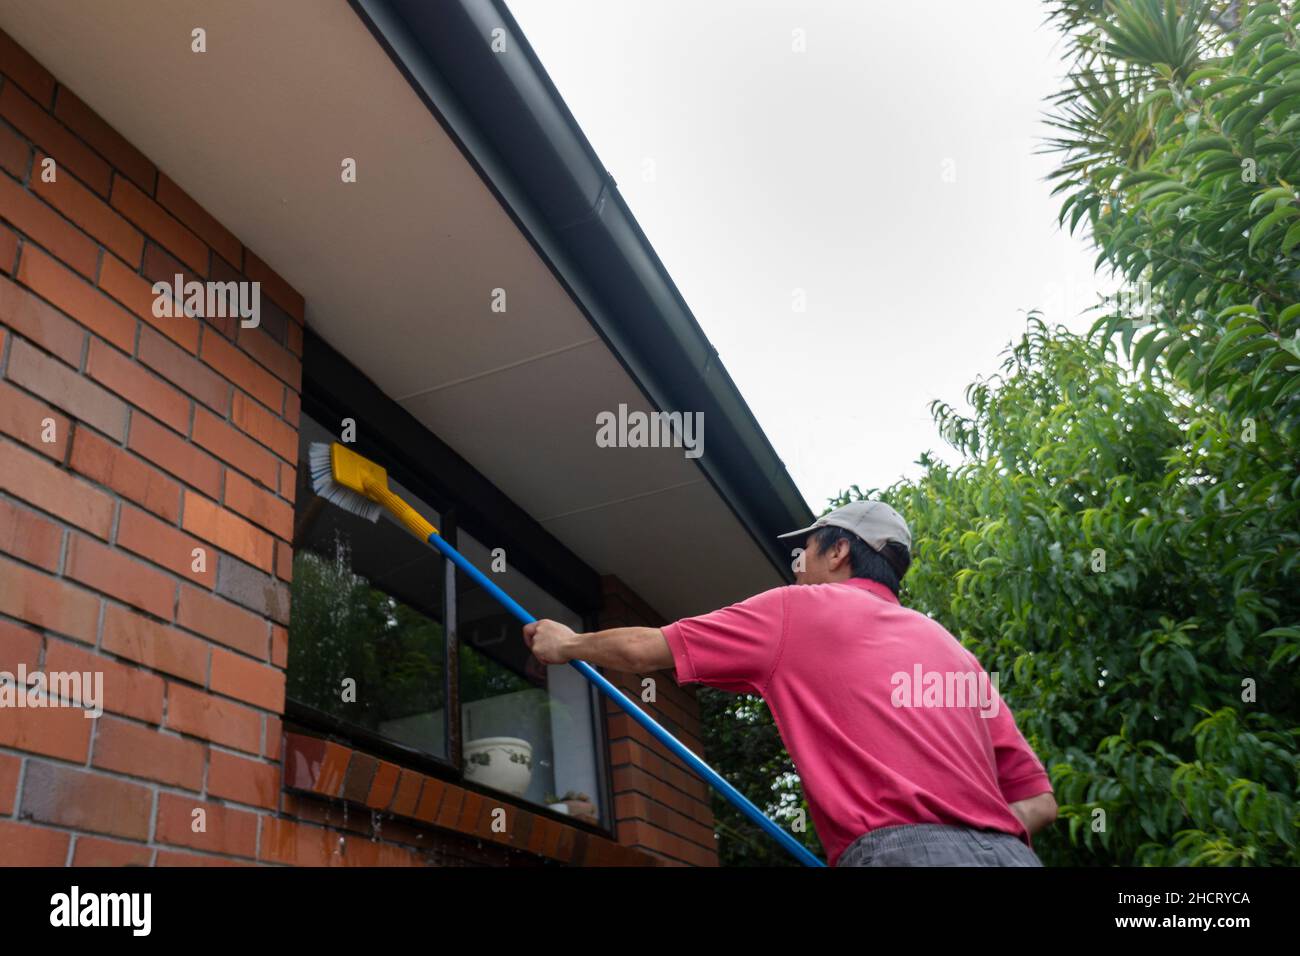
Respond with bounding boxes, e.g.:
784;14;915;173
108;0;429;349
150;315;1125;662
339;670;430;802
609;729;711;768
0;728;265;792
616;814;718;856
605;721;706;758
32;77;155;199
608;764;713;809
73;325;207;440
0;332;129;447
145;784;158;845
0;501;99;581
0;606;277;708
603;691;703;733
9;754;272;818
7;813;269;867
613;790;717;837
0;305;10;371
3;621;283;725
2;157;302;425
90;592;104;652
0;437;292;644
1;147;155;285
0;112;35;184
605;704;703;747
1;303;300;517
619;818;719;863
10;750;28;823
616;835;707;868
612;789;716;831
604;670;702;718
608;751;712;801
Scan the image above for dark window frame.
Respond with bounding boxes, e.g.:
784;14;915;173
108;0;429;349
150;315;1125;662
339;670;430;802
289;329;614;837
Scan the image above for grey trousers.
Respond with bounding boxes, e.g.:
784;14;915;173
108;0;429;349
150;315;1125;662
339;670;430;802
836;823;1044;867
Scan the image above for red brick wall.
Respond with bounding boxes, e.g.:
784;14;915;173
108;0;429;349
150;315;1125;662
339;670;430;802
0;28;304;866
598;576;720;866
0;29;717;867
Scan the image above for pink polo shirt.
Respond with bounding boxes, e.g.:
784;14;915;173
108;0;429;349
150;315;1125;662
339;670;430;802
661;578;1053;866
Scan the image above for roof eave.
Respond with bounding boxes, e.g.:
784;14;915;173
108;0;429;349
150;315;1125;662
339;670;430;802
349;0;814;580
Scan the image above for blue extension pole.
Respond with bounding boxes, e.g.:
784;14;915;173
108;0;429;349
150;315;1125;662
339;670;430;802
426;532;825;867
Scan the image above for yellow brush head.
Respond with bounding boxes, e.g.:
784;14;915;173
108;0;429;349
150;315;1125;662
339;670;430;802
308;441;386;522
308;441;436;540
330;442;388;498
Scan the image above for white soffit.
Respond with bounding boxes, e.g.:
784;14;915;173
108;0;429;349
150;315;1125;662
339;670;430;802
0;0;785;617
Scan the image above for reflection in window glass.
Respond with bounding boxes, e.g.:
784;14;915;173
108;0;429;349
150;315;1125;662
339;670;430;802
288;415;447;759
457;533;603;825
286;415;605;827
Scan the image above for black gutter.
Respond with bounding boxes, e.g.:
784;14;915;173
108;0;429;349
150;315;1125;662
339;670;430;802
349;0;814;580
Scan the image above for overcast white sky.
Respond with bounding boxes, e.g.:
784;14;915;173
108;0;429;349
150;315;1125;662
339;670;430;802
507;0;1111;510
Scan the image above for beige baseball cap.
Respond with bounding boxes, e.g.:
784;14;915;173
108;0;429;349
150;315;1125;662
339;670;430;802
777;500;912;552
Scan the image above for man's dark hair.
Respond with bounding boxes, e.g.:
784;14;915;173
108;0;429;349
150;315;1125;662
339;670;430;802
808;525;911;596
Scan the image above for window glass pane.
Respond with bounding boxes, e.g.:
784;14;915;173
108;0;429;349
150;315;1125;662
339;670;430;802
457;532;603;825
288;415;447;760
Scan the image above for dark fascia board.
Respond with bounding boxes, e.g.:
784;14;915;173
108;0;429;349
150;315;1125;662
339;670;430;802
348;0;815;581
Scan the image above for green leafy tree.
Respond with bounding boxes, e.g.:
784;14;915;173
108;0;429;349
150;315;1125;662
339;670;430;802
705;316;1297;866
698;688;822;866
1045;0;1300;433
1030;0;1300;862
879;318;1297;865
702;1;1300;865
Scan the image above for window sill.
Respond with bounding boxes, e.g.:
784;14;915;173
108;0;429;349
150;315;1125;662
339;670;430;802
282;731;657;866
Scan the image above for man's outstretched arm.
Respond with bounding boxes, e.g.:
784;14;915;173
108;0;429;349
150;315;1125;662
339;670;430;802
523;619;673;673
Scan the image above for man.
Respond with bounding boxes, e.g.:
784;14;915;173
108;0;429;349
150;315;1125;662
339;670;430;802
522;500;1056;866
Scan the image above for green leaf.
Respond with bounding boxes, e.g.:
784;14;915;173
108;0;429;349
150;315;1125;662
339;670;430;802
1182;134;1234;157
1249;186;1295;215
1282;221;1300;255
1118;170;1173;190
1138;180;1189;203
1249;206;1300;254
1131;328;1167;372
1217;304;1258;321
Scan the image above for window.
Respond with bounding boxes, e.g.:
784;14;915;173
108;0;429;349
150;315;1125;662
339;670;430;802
457;532;603;823
290;415;448;759
288;409;607;828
